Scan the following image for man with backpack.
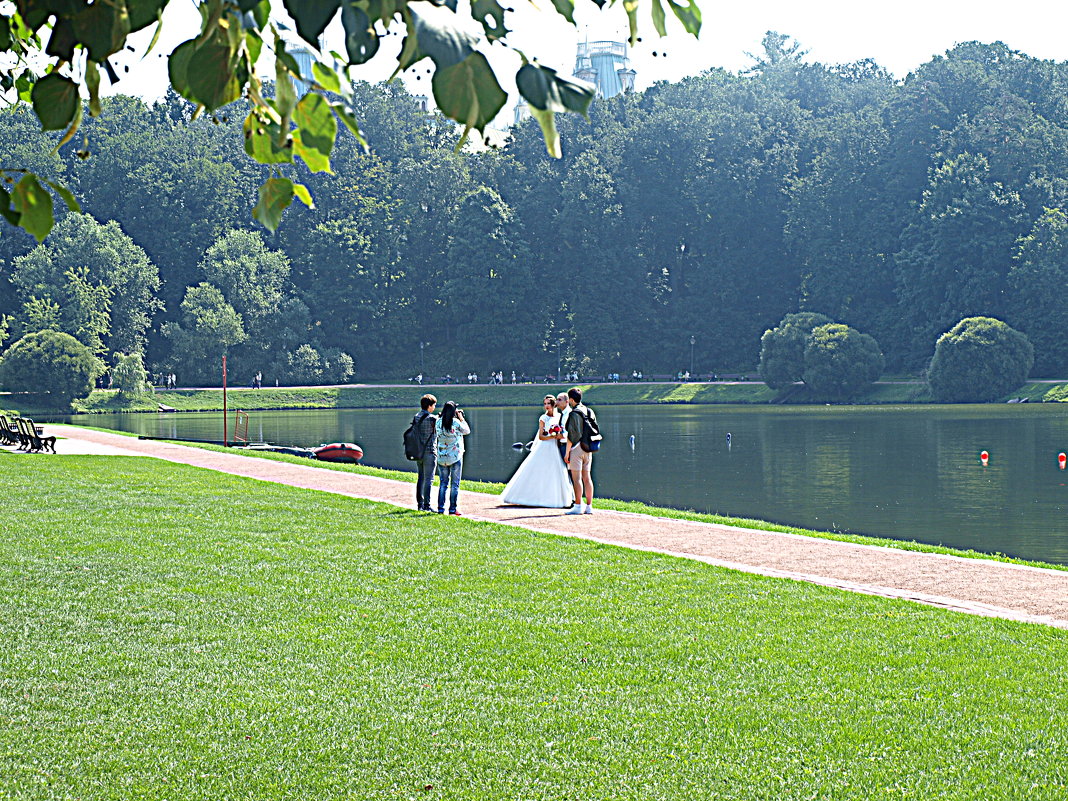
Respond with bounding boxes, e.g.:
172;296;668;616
405;394;439;511
563;387;601;515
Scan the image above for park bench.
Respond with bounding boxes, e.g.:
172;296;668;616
649;374;674;382
16;417;56;453
0;414;18;445
711;373;751;381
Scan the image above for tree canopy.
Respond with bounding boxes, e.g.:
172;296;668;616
0;0;701;240
2;37;1066;383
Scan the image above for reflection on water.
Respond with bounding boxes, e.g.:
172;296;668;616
60;403;1068;564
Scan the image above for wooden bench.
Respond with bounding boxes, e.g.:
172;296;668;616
0;414;19;446
16;417;56;453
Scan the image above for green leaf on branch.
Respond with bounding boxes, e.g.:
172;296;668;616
0;185;19;226
529;105;561;158
85;60;102;117
283;0;340;45
0;16;10;50
294;93;337;173
341;2;379;65
549;0;575;24
253;177;296;232
292;182;314;208
666;0;702;35
432;52;506;139
43;179;80;213
31;73;79;131
516;62;594;114
623;0;639;43
243;110;293;164
12;174;54;241
127;0;168;33
50;100;82;155
471;0;509;42
186;33;241;109
330;102;367;148
71;0;132;61
408;3;479;68
45;18;76;60
650;0;667;37
312;61;342;93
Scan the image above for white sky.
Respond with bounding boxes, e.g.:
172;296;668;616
106;0;1068;121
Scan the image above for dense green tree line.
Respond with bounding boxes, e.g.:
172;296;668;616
2;37;1068;384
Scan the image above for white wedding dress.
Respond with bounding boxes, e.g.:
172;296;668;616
501;413;574;507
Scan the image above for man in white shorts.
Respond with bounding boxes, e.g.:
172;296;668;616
563;387;596;514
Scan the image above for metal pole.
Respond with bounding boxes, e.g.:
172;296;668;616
689;336;695;377
420;341;424;377
222;354;228;447
557;344;561;380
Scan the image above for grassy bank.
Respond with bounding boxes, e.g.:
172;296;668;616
9;378;1068;415
1;454;1065;799
7;379;962;415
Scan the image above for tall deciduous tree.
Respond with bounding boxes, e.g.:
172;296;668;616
10;213;161;354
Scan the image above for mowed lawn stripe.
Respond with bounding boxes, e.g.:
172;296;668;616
1;456;1065;800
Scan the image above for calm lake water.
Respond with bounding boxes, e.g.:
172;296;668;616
63;404;1068;565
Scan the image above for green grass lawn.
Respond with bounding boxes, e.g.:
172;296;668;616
2;455;1066;799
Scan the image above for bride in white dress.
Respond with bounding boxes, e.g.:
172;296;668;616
501;395;574;507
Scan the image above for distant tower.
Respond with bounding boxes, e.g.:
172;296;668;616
574;39;636;99
513;96;530;125
413;95;430;112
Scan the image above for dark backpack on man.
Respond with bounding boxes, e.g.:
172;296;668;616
403;411;435;460
576;406;603;452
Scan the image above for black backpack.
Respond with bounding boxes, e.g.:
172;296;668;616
576;406;603;452
403;411;435;460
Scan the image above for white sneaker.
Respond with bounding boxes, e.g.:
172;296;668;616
583;504;593;514
566;505;583;515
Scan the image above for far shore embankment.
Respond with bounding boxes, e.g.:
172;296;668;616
6;378;1068;416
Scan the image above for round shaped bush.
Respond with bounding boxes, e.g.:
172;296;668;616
0;329;104;408
802;323;885;400
927;317;1034;402
758;312;833;390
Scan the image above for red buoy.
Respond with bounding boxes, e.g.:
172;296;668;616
980;450;989;467
1059;453;1066;470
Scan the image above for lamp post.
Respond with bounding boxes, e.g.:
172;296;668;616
419;341;426;378
557;343;561;381
689;335;696;378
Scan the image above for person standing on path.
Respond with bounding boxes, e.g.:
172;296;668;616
412;394;439;511
555;392;570;465
434;401;470;515
564;387;597;514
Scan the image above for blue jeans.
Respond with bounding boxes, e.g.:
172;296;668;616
416;455;437;510
436;459;462;513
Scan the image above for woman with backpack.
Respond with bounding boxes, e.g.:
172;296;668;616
434;401;470;515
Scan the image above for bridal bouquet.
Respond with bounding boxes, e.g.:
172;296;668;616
546;424;563;437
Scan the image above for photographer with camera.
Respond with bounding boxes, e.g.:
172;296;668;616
434;401;470;515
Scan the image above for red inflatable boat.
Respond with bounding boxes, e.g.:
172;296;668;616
312;443;364;463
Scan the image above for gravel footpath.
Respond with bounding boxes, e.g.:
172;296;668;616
27;424;1068;630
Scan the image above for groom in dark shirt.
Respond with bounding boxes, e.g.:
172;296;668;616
555;392;570;464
